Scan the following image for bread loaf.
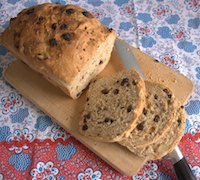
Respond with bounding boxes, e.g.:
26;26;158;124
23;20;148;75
0;3;116;99
79;69;146;142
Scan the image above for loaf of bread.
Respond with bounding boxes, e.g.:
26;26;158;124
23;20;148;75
119;81;177;148
0;3;116;99
125;106;186;160
79;69;146;142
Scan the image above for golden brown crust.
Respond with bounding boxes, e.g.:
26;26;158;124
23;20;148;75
1;3;116;97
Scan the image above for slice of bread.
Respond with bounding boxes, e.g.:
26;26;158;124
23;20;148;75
125;106;186;160
79;69;146;142
119;81;177;148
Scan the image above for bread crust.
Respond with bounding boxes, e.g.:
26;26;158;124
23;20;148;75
1;3;116;98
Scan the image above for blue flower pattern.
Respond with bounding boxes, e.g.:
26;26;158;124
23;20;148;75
0;0;199;179
9;152;32;171
56;143;77;161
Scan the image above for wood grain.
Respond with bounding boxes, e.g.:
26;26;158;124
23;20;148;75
4;45;193;176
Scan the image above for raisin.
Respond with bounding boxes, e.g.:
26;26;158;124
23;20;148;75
108;28;113;32
132;80;137;85
101;88;109;94
153;115;160;122
154;59;159;62
99;60;103;64
143;108;148;115
116;80;119;83
86;98;89;102
82;11;93;18
26;8;34;15
121;78;129;86
49;38;57;46
84;113;91;119
82;124;88;131
66;8;75;14
37;16;45;24
76;92;81;97
10;17;16;21
163;88;169;94
61;33;73;41
154;94;158;99
104;118;114;124
51;23;57;30
177;118;181;126
137;122;144;130
60;23;68;30
168;94;172;98
127;105;132;113
113;89;119;95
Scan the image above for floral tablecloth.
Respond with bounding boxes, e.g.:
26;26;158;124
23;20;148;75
0;0;200;179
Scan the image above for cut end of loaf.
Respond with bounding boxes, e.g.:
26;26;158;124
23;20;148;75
68;32;116;99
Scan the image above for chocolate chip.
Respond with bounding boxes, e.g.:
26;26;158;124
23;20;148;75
61;33;73;41
127;105;132;113
86;98;89;102
113;89;119;95
51;23;57;30
49;38;57;46
37;16;45;24
177;118;181;126
101;88;109;94
143;108;148;115
116;80;119;83
26;8;34;15
155;59;159;62
99;60;103;64
82;124;88;131
137;122;144;130
121;78;129;86
154;94;158;99
104;118;114;124
60;23;68;30
84;113;91;119
153;115;160;122
83;49;86;51
66;8;75;14
82;11;93;18
181;105;184;109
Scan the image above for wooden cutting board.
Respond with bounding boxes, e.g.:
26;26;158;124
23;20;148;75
4;45;194;176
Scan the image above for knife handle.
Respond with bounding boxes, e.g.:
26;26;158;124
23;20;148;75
173;157;196;180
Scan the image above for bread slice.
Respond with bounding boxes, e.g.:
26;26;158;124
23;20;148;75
0;3;116;99
119;81;177;148
79;69;146;142
125;106;186;160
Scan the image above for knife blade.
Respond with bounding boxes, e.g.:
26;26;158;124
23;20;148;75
114;39;196;180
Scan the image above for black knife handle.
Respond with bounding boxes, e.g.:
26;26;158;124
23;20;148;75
173;157;196;180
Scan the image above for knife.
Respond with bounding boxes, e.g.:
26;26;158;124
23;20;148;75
114;38;196;180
